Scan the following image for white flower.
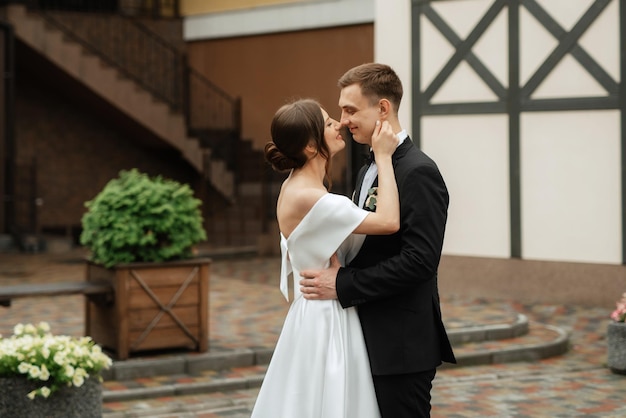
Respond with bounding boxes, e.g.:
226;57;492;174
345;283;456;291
0;323;112;399
72;372;85;387
64;364;75;377
365;187;378;211
28;365;41;379
40;386;51;398
18;362;30;374
39;364;50;381
54;351;66;365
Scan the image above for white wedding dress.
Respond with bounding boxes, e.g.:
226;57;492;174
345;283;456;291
250;193;381;418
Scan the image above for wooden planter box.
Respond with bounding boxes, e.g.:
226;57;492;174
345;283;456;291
85;258;210;360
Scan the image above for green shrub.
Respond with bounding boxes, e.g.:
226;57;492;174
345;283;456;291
80;169;207;268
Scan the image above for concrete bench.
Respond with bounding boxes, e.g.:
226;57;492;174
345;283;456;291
0;281;113;307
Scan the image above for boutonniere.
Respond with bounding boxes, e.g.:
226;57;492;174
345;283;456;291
364;187;378;211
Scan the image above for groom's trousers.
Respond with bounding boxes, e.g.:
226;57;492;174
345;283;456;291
372;368;437;418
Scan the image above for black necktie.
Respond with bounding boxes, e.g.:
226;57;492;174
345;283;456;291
364;150;374;165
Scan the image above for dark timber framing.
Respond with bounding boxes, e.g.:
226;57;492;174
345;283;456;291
412;0;624;262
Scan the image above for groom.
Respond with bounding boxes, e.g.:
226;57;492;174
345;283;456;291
300;63;456;417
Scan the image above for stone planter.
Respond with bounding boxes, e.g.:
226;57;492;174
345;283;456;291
0;375;102;417
86;258;210;360
607;321;626;374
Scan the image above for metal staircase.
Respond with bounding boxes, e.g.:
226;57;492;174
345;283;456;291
3;3;239;201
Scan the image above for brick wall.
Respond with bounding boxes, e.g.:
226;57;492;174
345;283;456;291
14;67;197;238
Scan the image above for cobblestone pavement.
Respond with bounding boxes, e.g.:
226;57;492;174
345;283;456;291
1;249;625;417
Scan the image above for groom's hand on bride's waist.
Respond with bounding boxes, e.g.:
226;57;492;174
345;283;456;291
299;254;340;300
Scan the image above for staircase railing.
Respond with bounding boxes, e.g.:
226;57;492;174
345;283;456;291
13;1;242;180
39;10;240;137
42;11;186;109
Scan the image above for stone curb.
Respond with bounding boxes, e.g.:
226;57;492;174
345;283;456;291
101;348;273;381
103;317;527;382
444;324;570;368
447;314;529;345
102;320;569;403
103;324;569;403
103;375;265;403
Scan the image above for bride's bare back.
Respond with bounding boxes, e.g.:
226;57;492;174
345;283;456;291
276;174;327;239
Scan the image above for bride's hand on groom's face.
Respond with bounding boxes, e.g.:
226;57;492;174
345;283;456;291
371;120;397;158
299;254;340;300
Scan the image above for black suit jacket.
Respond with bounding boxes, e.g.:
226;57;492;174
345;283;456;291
337;138;456;375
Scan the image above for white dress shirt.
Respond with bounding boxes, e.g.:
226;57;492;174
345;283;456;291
357;129;407;208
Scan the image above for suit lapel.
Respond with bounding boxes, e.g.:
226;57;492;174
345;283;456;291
353;137;414;206
347;136;415;266
393;137;413;164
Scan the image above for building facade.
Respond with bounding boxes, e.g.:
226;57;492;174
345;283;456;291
184;0;625;306
1;0;622;306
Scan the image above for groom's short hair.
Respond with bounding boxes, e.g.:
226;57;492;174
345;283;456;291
338;63;403;114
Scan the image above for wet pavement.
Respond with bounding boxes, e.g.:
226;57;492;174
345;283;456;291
1;248;625;417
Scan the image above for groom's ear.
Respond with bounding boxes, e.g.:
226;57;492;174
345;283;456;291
378;99;391;118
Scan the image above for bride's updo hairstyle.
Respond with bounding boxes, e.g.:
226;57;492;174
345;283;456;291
265;99;332;179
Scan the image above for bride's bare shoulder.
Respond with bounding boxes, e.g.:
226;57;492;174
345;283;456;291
280;186;326;213
277;187;327;237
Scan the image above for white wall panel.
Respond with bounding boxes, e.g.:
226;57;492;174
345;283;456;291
532;55;607;99
430;0;493;39
420;15;456;91
579;0;620;82
473;7;508;87
423;115;510;257
423;0;508;102
535;0;595;31
432;61;499;103
521;110;621;264
522;0;619;98
519;6;558;86
375;0;412;136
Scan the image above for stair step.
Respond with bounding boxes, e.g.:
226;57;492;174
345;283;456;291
8;4;238;195
100;321;569;405
449;322;570;367
444;304;529;344
103;365;266;403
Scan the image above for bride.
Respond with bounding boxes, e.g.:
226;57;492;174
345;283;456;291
250;98;399;418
